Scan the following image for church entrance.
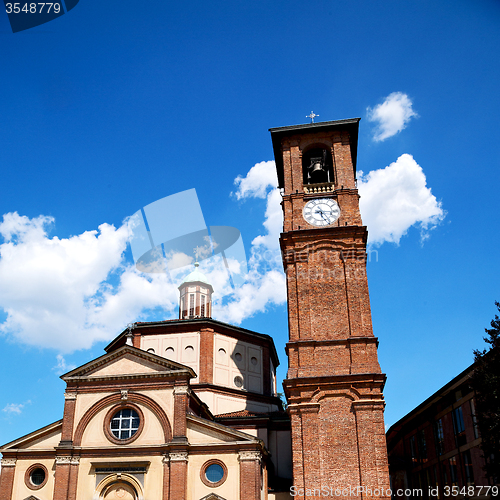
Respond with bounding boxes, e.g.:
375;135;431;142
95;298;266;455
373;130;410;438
102;482;137;500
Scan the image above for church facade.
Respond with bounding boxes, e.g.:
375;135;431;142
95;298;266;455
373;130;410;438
0;119;390;500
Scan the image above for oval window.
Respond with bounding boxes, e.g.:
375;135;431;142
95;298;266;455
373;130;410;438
234;375;244;388
251;356;258;366
234;352;242;362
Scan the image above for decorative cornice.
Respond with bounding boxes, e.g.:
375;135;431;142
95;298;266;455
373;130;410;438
238;451;261;462
64;392;77;400
0;458;17;466
287;403;320;415
169;451;189;462
352;399;386;411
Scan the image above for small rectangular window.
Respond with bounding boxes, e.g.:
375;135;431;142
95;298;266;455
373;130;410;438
452;406;466;446
449;456;458;487
201;295;205;317
189;294;195;317
409;435;417;465
463;450;474;486
470;399;479;439
434;419;444;456
418;429;427;462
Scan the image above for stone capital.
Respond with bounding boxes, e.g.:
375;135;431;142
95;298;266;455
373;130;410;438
238;451;261;462
173;386;190;396
169;451;189;462
0;458;16;467
55;456;74;465
64;392;77;400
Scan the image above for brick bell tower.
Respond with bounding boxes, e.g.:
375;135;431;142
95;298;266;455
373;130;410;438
270;119;390;499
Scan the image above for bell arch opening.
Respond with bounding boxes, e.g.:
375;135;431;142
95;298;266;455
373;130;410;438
302;146;334;185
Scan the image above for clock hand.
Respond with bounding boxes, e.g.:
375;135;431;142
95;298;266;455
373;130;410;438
315;209;328;221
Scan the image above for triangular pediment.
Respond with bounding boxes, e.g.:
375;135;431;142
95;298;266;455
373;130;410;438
1;420;62;451
200;494;227;500
187;415;259;444
61;345;196;381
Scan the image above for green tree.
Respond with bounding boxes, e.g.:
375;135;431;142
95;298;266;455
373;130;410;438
471;301;500;482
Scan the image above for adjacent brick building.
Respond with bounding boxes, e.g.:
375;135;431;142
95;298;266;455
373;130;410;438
386;363;498;499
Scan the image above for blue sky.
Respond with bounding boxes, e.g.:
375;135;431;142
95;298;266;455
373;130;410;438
1;0;500;445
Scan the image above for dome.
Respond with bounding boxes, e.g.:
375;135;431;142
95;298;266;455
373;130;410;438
179;262;212;287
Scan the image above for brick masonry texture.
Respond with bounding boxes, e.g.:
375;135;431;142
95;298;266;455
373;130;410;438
274;122;391;500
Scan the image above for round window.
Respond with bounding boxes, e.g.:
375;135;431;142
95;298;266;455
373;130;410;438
165;347;175;355
234;375;244;388
205;463;224;483
25;464;49;490
251;356;258;366
234;352;242;362
218;348;226;357
147;348;155;353
200;459;227;487
30;468;46;486
110;408;140;440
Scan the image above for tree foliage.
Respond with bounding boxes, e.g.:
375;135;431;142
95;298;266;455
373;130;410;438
471;301;500;482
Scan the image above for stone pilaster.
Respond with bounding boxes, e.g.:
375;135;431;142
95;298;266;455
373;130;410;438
238;451;262;500
0;458;16;500
173;385;189;441
169;451;188;500
60;392;77;446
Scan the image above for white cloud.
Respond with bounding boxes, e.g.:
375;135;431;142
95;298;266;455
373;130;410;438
0;163;289;352
358;154;445;245
367;92;418;141
251;187;283;250
53;354;76;375
213;160;288;323
233;160;278;200
0;212;179;353
2;401;31;415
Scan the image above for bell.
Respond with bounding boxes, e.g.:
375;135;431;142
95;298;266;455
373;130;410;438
310;159;324;174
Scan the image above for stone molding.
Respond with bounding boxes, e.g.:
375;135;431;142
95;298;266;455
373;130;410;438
169;451;188;462
64;392;77;400
238;451;261;462
0;458;17;466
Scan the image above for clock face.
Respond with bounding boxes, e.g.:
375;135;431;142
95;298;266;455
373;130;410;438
303;198;341;227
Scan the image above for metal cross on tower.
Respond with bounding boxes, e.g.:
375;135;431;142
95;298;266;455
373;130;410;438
307;111;319;123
